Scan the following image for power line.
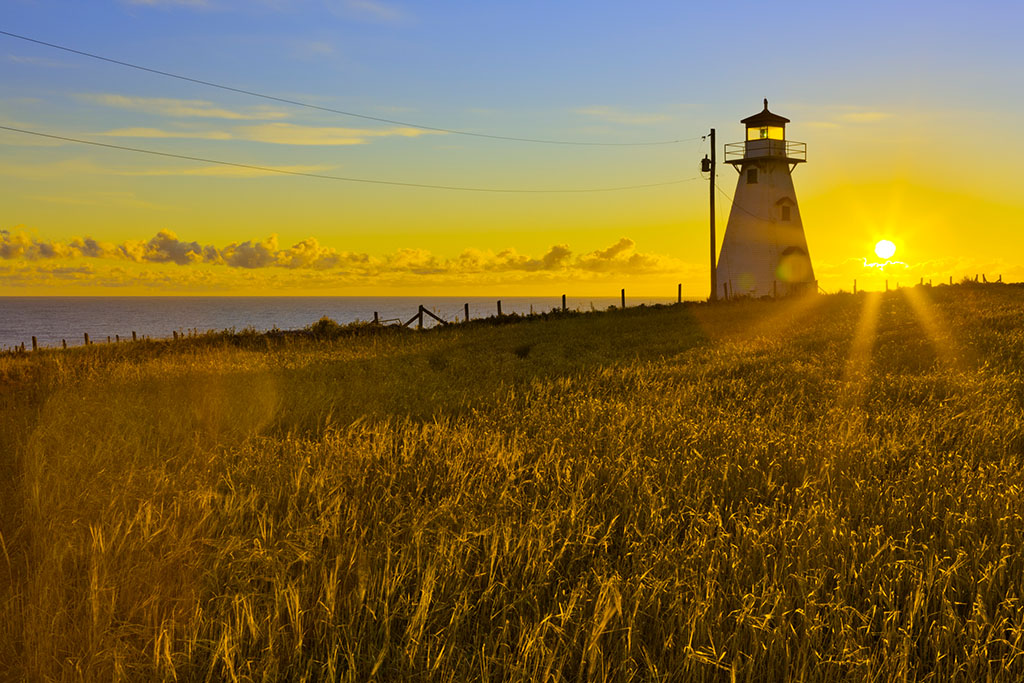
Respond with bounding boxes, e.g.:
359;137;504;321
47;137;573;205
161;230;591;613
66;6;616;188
0;125;699;193
1;29;698;147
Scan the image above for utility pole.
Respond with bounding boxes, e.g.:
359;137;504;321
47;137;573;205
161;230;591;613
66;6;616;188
702;129;718;301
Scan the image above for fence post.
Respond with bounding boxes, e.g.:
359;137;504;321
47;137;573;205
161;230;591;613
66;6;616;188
84;332;89;345
173;330;178;341
107;336;111;344
677;284;682;303
373;311;379;324
621;288;625;309
949;276;953;285
497;300;502;316
885;280;888;292
465;303;470;322
62;339;67;349
417;305;424;331
116;334;120;343
853;279;857;294
561;294;566;312
31;336;37;351
132;330;137;341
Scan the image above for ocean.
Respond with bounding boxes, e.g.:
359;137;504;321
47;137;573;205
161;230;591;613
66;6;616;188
0;296;684;350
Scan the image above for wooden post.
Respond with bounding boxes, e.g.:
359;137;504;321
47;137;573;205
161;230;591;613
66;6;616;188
677;283;681;304
115;334;120;343
417;305;423;331
949;276;953;285
999;274;1003;283
920;277;923;286
562;294;566;312
373;311;379;324
497;300;502;316
62;339;67;349
465;303;470;322
107;336;111;344
885;280;888;292
132;330;137;341
983;274;988;283
621;288;625;309
853;279;857;294
31;336;37;351
173;330;178;341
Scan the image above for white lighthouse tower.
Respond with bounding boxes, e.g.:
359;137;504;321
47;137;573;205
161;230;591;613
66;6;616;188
716;100;816;298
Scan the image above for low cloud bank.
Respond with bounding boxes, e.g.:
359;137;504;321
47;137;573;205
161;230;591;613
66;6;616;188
0;229;677;276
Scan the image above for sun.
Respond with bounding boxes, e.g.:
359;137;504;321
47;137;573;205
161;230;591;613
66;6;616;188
874;240;896;260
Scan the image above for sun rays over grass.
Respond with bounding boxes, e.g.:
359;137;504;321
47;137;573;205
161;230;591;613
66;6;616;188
840;291;882;411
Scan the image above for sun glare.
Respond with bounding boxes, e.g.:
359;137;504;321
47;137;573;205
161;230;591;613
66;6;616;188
874;240;896;260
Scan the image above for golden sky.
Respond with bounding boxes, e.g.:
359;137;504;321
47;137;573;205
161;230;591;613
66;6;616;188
2;1;1023;296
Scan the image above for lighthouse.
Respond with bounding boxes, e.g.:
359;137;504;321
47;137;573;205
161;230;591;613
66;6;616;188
716;100;816;298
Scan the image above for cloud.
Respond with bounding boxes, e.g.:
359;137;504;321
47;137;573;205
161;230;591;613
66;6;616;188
296;41;336;58
236;122;442;145
576;238;674;274
0;158;115;179
100;127;234;140
98;122;443;145
575;106;671;125
124;163;335;177
860;258;909;272
342;0;405;22
0;229;679;279
838;111;891;124
80;94;290;120
122;0;212;7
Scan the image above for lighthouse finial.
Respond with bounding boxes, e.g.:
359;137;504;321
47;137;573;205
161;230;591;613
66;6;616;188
764;98;768;110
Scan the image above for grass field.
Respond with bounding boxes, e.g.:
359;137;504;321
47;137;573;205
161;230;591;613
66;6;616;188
2;284;1024;681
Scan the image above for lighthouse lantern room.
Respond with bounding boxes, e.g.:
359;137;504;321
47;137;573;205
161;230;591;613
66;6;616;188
715;100;816;298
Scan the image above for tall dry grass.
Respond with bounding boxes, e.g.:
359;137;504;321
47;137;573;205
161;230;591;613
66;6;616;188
2;284;1024;680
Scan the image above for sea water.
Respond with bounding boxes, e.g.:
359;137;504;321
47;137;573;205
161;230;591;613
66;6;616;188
0;296;685;350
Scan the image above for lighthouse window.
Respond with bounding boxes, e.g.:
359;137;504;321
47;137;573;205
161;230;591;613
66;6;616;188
781;205;791;221
747;168;758;184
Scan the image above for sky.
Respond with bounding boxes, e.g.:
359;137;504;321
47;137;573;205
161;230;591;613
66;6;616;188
2;0;1023;296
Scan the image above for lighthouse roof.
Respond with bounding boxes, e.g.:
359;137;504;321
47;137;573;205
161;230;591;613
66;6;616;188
740;99;790;127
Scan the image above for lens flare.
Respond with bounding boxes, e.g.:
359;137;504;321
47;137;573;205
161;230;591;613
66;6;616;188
874;240;896;259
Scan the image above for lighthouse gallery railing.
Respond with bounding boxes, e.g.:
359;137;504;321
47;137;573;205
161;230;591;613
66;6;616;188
724;140;806;162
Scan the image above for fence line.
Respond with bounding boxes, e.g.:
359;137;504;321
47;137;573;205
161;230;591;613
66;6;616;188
8;277;1012;352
